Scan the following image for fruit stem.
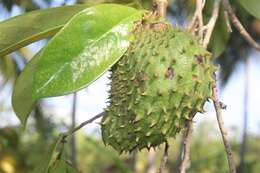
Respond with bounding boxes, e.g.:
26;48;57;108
153;0;168;19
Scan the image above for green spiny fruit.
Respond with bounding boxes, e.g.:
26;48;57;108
101;21;216;153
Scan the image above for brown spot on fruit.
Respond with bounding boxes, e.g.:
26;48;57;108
129;114;136;123
149;22;169;30
165;67;174;79
135;72;149;85
192;74;198;80
180;48;186;54
195;55;204;64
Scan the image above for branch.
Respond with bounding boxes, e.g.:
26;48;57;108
62;112;105;140
212;79;237;173
197;1;237;172
129;150;137;172
202;0;221;47
147;149;157;173
153;0;168;18
70;93;77;166
238;56;249;173
197;0;205;39
222;0;260;51
224;10;233;33
188;0;206;35
187;1;238;173
54;112;105;162
188;12;198;32
179;120;193;173
158;142;169;173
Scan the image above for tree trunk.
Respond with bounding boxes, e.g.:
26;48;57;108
238;57;250;173
147;149;157;173
70;93;77;167
129;150;137;173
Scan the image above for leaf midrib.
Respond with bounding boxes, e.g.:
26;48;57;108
34;10;143;97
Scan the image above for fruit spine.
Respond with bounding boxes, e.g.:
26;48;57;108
101;21;216;153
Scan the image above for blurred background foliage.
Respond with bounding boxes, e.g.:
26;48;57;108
1;121;260;173
0;0;259;173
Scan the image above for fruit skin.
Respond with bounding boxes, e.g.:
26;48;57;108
101;21;216;153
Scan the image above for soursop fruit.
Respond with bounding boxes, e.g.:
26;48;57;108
101;21;216;153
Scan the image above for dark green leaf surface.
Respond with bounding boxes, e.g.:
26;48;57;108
48;159;79;173
0;4;90;57
238;0;260;19
33;4;144;98
12;4;144;125
12;52;40;125
209;11;230;58
32;137;62;173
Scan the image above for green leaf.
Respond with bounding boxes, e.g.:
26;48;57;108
32;137;62;173
0;4;90;57
208;11;230;58
33;4;144;98
12;52;41;125
238;0;260;19
48;159;79;173
32;137;77;173
12;4;144;125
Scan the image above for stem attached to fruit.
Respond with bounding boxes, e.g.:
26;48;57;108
153;0;168;19
188;0;206;35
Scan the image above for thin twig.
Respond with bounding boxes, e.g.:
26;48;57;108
147;149;157;173
224;10;233;33
188;0;206;34
202;0;221;47
179;121;193;173
199;1;237;172
212;78;237;173
188;12;198;32
187;0;207;44
158;142;169;173
187;1;238;173
62;112;105;140
54;112;105;164
222;0;260;51
129;150;137;172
